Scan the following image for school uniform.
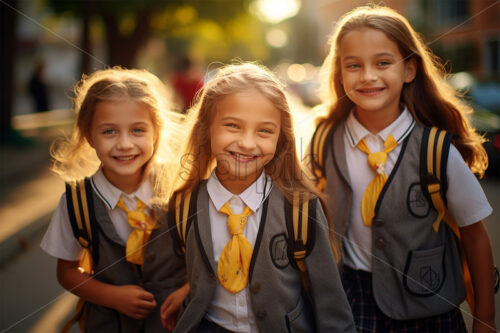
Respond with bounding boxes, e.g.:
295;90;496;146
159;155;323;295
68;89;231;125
318;109;492;330
41;169;185;332
173;172;355;333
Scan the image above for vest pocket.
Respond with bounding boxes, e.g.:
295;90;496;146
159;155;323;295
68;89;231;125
285;295;314;332
403;245;446;297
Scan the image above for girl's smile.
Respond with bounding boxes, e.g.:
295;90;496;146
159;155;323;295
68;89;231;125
339;28;416;133
356;86;385;95
210;88;280;194
89;99;156;193
228;151;261;162
114;154;139;162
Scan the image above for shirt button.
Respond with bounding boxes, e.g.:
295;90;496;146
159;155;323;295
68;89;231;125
372;218;384;227
145;252;155;262
375;238;385;249
250;283;261;294
242;216;247;222
256;310;267;320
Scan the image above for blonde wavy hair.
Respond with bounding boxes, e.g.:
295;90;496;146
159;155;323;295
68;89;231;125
171;62;341;260
173;62;320;199
50;67;184;201
319;5;488;176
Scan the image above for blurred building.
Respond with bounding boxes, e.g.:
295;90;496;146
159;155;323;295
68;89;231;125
305;0;500;80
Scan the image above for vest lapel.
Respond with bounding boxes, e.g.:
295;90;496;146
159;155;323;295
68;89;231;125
93;192;126;246
333;124;351;185
195;184;217;274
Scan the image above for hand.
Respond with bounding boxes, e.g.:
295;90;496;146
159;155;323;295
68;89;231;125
111;285;157;320
161;283;190;330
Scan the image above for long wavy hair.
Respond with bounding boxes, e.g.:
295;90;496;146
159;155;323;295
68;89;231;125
173;62;320;199
172;62;341;260
319;5;488;176
50;67;184;201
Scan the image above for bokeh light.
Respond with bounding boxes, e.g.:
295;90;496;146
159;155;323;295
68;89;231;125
266;28;288;48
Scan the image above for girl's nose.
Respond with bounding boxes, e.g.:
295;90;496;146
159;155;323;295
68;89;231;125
237;133;257;150
360;66;377;82
117;134;134;149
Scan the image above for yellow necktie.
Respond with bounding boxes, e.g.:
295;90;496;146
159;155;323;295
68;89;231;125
357;134;398;226
217;201;253;293
117;197;155;265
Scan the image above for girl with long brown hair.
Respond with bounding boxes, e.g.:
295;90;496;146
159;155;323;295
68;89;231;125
308;5;495;332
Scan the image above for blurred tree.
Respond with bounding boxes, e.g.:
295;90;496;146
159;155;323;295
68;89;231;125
47;0;255;71
0;0;17;142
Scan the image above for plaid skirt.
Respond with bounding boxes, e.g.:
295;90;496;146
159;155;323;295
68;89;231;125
341;265;468;333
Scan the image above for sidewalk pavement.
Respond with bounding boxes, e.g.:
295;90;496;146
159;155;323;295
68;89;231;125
0;110;72;266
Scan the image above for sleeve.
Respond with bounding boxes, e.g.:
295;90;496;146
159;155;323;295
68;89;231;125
305;199;356;332
445;145;493;227
40;193;82;261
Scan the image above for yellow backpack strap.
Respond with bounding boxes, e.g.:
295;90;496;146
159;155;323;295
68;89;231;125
310;120;334;191
170;185;200;254
175;190;191;253
285;192;317;296
60;298;86;333
63;178;96;333
421;126;475;312
65;178;97;274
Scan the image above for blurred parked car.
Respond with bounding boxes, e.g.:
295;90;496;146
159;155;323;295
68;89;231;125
448;72;500;176
470;104;500;177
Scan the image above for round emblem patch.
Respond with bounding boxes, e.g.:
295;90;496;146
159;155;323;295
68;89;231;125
407;183;430;218
269;233;289;269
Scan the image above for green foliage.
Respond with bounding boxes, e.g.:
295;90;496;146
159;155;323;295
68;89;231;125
45;0;269;66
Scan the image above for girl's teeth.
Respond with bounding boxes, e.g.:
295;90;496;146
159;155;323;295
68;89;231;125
235;153;253;159
116;156;135;161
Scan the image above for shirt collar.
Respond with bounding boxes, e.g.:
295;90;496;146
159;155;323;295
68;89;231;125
345;106;415;147
207;171;272;213
90;168;153;209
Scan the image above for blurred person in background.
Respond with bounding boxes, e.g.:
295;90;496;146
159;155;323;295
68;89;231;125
171;55;204;113
28;60;50;113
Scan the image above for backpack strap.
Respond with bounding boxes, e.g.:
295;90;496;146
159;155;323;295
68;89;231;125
285;192;317;295
170;185;200;254
420;126;475;312
65;178;98;274
310;120;335;191
420;127;454;231
62;178;96;333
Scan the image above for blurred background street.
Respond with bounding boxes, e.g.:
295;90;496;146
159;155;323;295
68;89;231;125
1;0;499;332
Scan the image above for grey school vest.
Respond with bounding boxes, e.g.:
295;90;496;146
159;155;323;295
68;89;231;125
174;182;356;333
83;189;185;332
324;122;465;320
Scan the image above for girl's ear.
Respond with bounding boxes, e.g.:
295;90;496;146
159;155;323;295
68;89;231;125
404;58;417;83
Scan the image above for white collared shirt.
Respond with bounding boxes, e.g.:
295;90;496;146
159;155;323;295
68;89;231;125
342;108;492;271
343;108;416;271
205;171;272;333
40;168;153;261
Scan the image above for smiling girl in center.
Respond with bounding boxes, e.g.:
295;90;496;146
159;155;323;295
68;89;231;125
163;63;355;332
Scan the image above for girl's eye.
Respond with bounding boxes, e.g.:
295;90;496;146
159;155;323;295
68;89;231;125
259;128;273;134
102;129;116;135
132;128;146;134
377;61;391;67
346;63;360;69
225;123;239;129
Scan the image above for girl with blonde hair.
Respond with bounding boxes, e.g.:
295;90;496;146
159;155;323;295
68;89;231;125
41;67;186;332
162;62;354;332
